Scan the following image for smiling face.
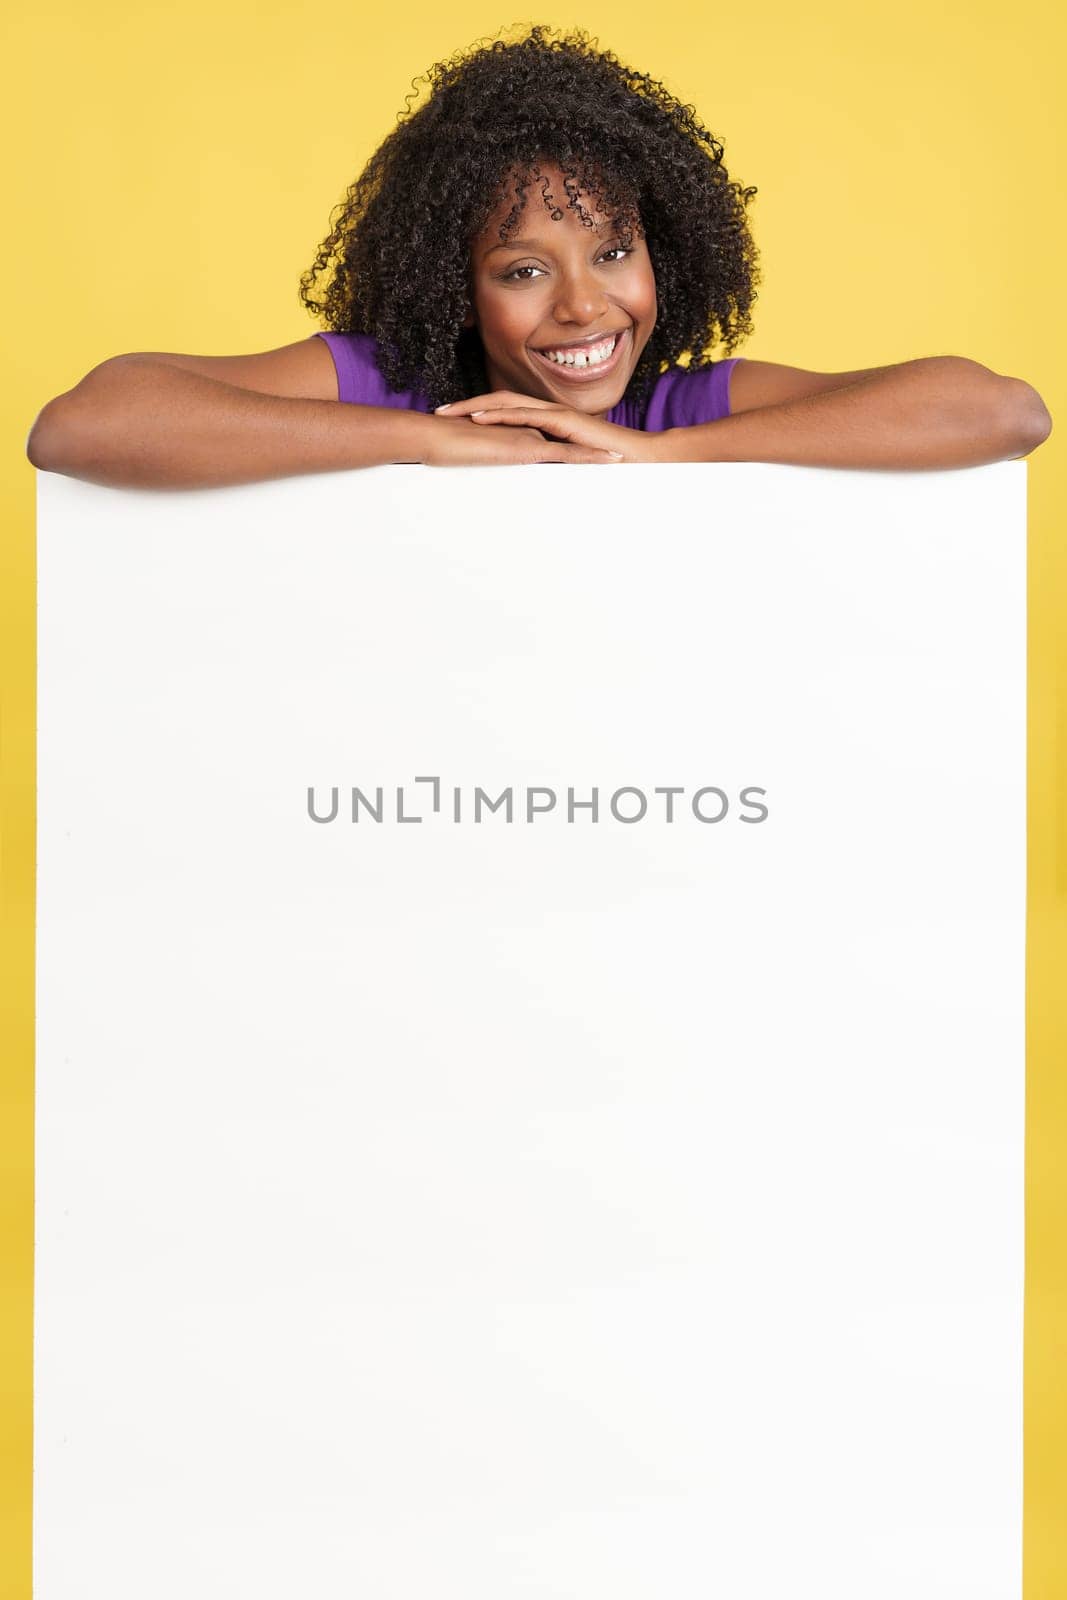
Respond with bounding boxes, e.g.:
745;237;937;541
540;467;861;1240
465;163;658;418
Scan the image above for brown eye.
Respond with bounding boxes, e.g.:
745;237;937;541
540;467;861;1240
503;248;630;282
501;264;544;282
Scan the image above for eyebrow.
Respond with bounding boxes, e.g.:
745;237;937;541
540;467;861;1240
483;229;619;257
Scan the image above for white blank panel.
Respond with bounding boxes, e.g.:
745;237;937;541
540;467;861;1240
35;462;1025;1599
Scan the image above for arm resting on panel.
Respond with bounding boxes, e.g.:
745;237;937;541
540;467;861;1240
656;356;1052;469
24;344;434;489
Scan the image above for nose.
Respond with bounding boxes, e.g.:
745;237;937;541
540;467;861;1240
552;261;611;327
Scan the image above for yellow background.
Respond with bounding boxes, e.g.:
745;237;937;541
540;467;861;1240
2;1;1064;1592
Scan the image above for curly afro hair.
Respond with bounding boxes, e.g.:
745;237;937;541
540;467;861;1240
299;22;760;409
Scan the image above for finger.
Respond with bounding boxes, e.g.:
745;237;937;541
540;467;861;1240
435;393;555;416
470;408;572;430
475;410;625;461
475;426;623;464
469;409;590;446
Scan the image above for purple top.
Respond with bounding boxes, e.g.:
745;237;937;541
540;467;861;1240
317;332;742;429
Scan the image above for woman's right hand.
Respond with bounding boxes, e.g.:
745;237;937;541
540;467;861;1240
419;414;625;466
26;337;625;489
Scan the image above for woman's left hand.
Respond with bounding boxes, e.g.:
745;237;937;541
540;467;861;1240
434;391;660;462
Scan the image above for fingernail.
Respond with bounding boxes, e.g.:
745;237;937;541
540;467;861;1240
435;403;452;412
470;410;486;417
607;452;625;459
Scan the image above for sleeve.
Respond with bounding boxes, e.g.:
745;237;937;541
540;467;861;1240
642;358;745;431
316;332;432;413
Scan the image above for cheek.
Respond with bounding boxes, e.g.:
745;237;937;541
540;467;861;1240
477;290;538;347
616;254;657;327
635;266;658;322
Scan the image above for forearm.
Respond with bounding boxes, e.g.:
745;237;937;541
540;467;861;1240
26;357;434;488
656;357;1052;469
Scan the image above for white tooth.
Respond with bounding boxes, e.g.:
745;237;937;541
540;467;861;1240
543;334;618;366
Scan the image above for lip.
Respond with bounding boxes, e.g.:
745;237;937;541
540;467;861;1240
529;326;630;383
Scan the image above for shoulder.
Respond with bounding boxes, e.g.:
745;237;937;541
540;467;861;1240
631;356;898;428
92;337;342;400
316;332;433;411
728;358;895;411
